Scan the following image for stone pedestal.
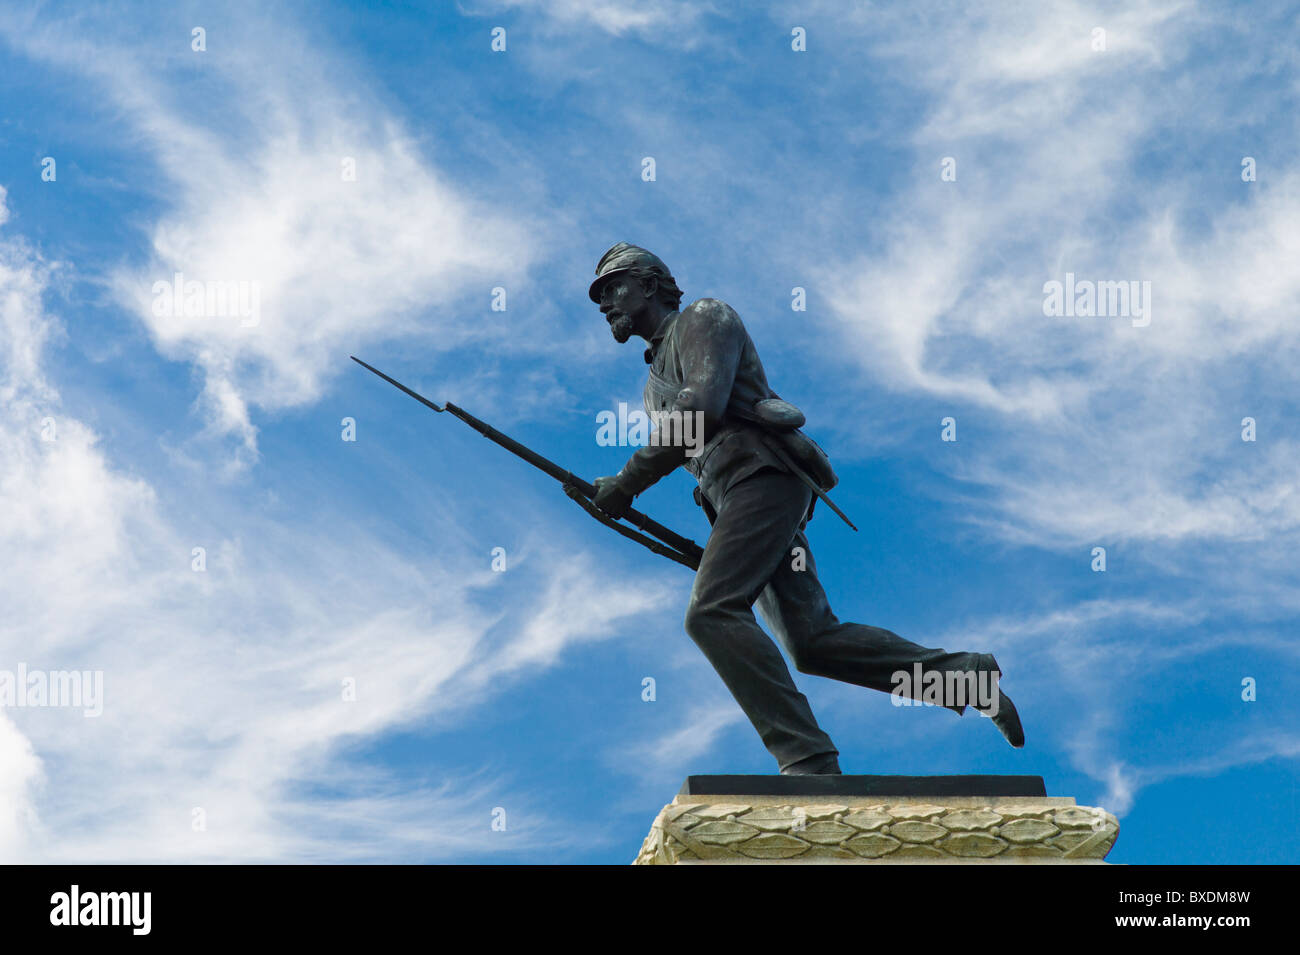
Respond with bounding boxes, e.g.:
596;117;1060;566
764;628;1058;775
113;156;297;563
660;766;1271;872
634;776;1118;865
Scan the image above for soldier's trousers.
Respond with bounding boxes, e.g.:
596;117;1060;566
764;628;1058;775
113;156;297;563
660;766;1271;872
686;466;985;771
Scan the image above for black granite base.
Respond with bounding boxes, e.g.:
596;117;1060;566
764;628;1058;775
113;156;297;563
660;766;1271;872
679;775;1047;797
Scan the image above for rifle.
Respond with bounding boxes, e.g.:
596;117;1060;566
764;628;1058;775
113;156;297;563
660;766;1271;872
351;356;704;571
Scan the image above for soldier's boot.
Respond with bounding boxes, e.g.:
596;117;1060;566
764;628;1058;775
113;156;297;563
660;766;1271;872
781;751;843;775
972;653;1025;748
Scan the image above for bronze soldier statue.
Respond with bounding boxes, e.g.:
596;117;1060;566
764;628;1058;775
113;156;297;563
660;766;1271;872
588;242;1024;775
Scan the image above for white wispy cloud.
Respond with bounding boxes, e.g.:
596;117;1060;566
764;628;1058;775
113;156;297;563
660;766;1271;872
469;0;714;37
613;700;745;782
1089;733;1300;815
2;2;547;471
801;2;1300;551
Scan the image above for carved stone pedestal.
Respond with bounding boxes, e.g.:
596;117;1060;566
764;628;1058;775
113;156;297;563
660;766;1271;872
634;776;1118;865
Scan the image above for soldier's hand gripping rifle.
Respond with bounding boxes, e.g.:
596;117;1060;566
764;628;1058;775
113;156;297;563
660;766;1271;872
351;356;704;571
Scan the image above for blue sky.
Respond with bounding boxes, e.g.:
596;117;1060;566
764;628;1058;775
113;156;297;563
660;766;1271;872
0;0;1296;863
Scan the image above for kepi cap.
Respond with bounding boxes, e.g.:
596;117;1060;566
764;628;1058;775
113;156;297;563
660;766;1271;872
589;242;673;303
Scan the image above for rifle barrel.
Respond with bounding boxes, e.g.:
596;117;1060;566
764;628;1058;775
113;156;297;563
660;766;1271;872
445;403;596;499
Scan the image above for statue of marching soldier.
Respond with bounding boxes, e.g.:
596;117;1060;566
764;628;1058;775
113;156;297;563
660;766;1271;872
353;242;1023;775
587;243;1022;774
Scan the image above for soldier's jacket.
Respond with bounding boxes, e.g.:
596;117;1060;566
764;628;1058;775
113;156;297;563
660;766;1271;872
617;298;793;509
